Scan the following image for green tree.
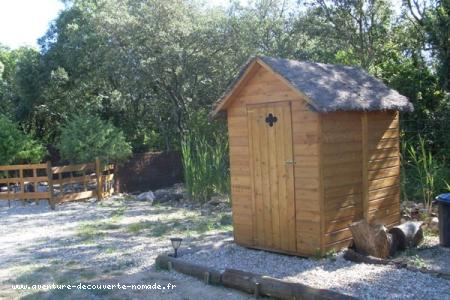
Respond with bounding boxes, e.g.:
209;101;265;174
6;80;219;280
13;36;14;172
298;0;395;69
57;114;132;164
0;115;46;165
405;0;450;91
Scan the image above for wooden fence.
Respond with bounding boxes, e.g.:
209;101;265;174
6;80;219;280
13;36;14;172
0;158;115;209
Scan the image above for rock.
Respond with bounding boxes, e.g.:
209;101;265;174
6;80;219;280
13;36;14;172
428;217;439;232
137;191;155;203
207;196;223;206
153;187;183;204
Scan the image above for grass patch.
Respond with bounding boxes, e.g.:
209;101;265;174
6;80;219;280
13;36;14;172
11;265;52;285
127;221;154;233
219;213;233;226
10;263;100;287
411;255;427;268
111;206;126;217
65;260;79;266
124;212;233;238
192;213;233;233
150;223;171;237
194;219;216;233
310;248;338;260
76;222;106;241
105;247;118;254
49;260;62;265
76;207;124;241
423;228;439;237
108;260;135;271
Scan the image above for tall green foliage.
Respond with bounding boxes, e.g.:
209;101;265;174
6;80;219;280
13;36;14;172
181;109;229;202
402;135;448;211
0;115;46;165
57;114;132;164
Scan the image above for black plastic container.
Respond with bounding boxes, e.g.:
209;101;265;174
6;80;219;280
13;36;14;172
436;193;450;247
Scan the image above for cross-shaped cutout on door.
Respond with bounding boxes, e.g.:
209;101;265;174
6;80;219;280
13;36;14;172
265;113;278;127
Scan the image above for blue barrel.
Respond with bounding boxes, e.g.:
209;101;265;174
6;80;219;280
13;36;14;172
436;193;450;247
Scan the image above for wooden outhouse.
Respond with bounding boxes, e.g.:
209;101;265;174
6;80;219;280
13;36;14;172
211;56;413;256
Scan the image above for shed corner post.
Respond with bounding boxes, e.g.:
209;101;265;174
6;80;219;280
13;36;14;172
95;157;103;201
114;163;120;194
46;161;55;210
361;112;369;221
318;115;326;256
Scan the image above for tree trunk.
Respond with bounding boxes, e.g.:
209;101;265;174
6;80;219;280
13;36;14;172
349;220;425;258
388;221;424;251
349;219;392;258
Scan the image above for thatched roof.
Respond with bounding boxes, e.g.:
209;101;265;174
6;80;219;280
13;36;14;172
212;56;413;115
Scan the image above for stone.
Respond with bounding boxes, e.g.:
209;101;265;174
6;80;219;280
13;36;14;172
153;187;183;204
428;217;439;232
137;191;155;203
207;196;223;206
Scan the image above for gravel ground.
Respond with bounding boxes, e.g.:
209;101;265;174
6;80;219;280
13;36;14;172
181;240;450;299
399;235;450;274
1;195;449;300
0;196;252;300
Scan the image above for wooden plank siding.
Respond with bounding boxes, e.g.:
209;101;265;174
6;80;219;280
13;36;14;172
365;111;400;227
321;112;364;253
320;110;400;253
227;66;321;256
226;62;401;256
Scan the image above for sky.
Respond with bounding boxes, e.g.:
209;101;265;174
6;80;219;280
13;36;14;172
0;0;65;49
0;0;401;49
0;0;236;49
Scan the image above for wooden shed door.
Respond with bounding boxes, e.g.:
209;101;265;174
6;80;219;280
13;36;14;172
247;102;296;252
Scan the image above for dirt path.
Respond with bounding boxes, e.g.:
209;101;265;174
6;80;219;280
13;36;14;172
0;197;252;300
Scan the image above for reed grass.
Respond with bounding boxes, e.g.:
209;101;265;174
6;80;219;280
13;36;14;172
181;109;229;202
402;134;447;212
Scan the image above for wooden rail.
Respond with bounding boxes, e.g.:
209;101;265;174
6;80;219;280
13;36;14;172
0;159;115;209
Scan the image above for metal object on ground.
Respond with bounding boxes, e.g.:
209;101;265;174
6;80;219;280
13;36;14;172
170;237;183;257
436;194;450;247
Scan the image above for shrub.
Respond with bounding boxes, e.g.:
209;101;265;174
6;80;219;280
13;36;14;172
0;114;46;165
57;114;132;164
181;109;229;202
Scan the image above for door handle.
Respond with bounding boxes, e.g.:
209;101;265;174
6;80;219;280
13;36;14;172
285;160;296;165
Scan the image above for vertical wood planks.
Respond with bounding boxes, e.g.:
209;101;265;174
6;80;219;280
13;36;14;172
268;105;280;249
275;104;287;251
46;161;55;209
282;103;297;252
225;64;332;256
96;158;102;201
248;108;264;246
247;102;297;253
259;106;273;247
361;112;369;221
